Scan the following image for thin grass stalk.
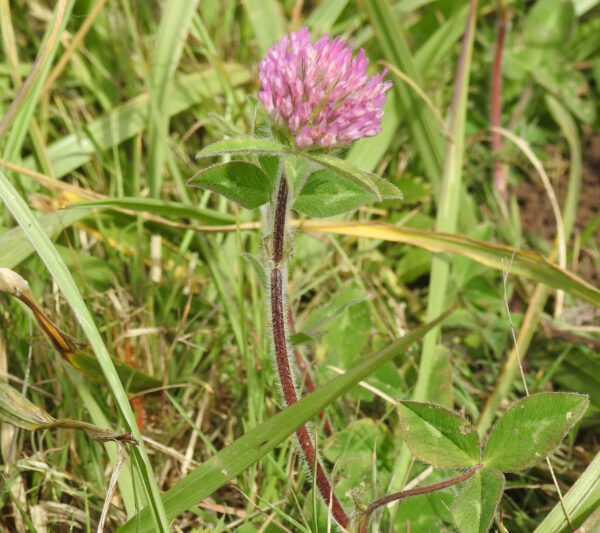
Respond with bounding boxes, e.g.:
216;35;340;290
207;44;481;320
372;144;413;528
477;98;583;436
0;0;69;142
490;5;510;200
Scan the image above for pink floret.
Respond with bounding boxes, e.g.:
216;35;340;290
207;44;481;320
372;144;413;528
258;27;392;148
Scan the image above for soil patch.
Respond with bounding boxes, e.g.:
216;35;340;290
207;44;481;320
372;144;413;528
514;133;600;283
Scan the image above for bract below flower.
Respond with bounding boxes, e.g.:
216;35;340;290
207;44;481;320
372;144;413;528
258;27;392;148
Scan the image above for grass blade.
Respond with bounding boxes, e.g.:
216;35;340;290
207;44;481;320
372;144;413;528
364;0;444;187
20;65;250;179
117;308;456;532
0;169;170;532
147;0;200;197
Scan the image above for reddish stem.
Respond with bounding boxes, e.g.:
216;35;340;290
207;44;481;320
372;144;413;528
269;176;348;528
357;465;482;532
491;8;510;201
288;308;334;436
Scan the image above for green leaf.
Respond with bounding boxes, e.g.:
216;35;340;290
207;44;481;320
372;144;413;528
323;299;371;367
284;155;311;201
301;288;367;337
428;346;453;408
305;152;402;200
197;136;289;158
188;161;273;209
397;401;480;468
523;0;576;48
293;170;379;217
197;137;402;201
483;392;589;472
117;308;456;532
451;468;505;533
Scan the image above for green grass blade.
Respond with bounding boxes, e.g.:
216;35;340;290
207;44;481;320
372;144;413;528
0;207;92;268
20;65;250;179
147;0;200;197
0;169;170;532
0;0;73;144
302;222;600;310
243;0;285;55
117;308;455;532
364;0;444;187
413;0;478;401
71;198;236;225
534;449;600;532
476;99;584;436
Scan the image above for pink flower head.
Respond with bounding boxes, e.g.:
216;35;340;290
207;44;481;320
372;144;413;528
258;27;392;148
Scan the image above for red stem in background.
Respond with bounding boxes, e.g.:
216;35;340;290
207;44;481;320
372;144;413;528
288;308;334;437
491;8;510;201
269;176;349;528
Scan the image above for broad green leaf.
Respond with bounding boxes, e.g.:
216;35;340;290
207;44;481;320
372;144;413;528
523;0;576;48
397;401;480;468
534;65;596;124
197;137;402;200
320;419;391;510
483;393;589;472
323;299;371;368
284;155;311;201
304;152;402;201
117;308;456;532
188;161;273;209
293;170;379;217
451;468;505;533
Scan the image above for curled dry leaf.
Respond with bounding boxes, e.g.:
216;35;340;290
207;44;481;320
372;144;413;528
0;381;138;445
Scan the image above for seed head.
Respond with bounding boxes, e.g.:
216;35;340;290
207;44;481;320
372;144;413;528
258;27;392;148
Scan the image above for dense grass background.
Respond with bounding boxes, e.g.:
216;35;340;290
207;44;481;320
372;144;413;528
1;0;599;531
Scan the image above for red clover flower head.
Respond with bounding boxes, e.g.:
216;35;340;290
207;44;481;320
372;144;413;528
258;27;392;148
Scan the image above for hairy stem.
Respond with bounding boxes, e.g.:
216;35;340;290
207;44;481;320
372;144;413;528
268;174;349;528
357;465;482;532
288;307;334;437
